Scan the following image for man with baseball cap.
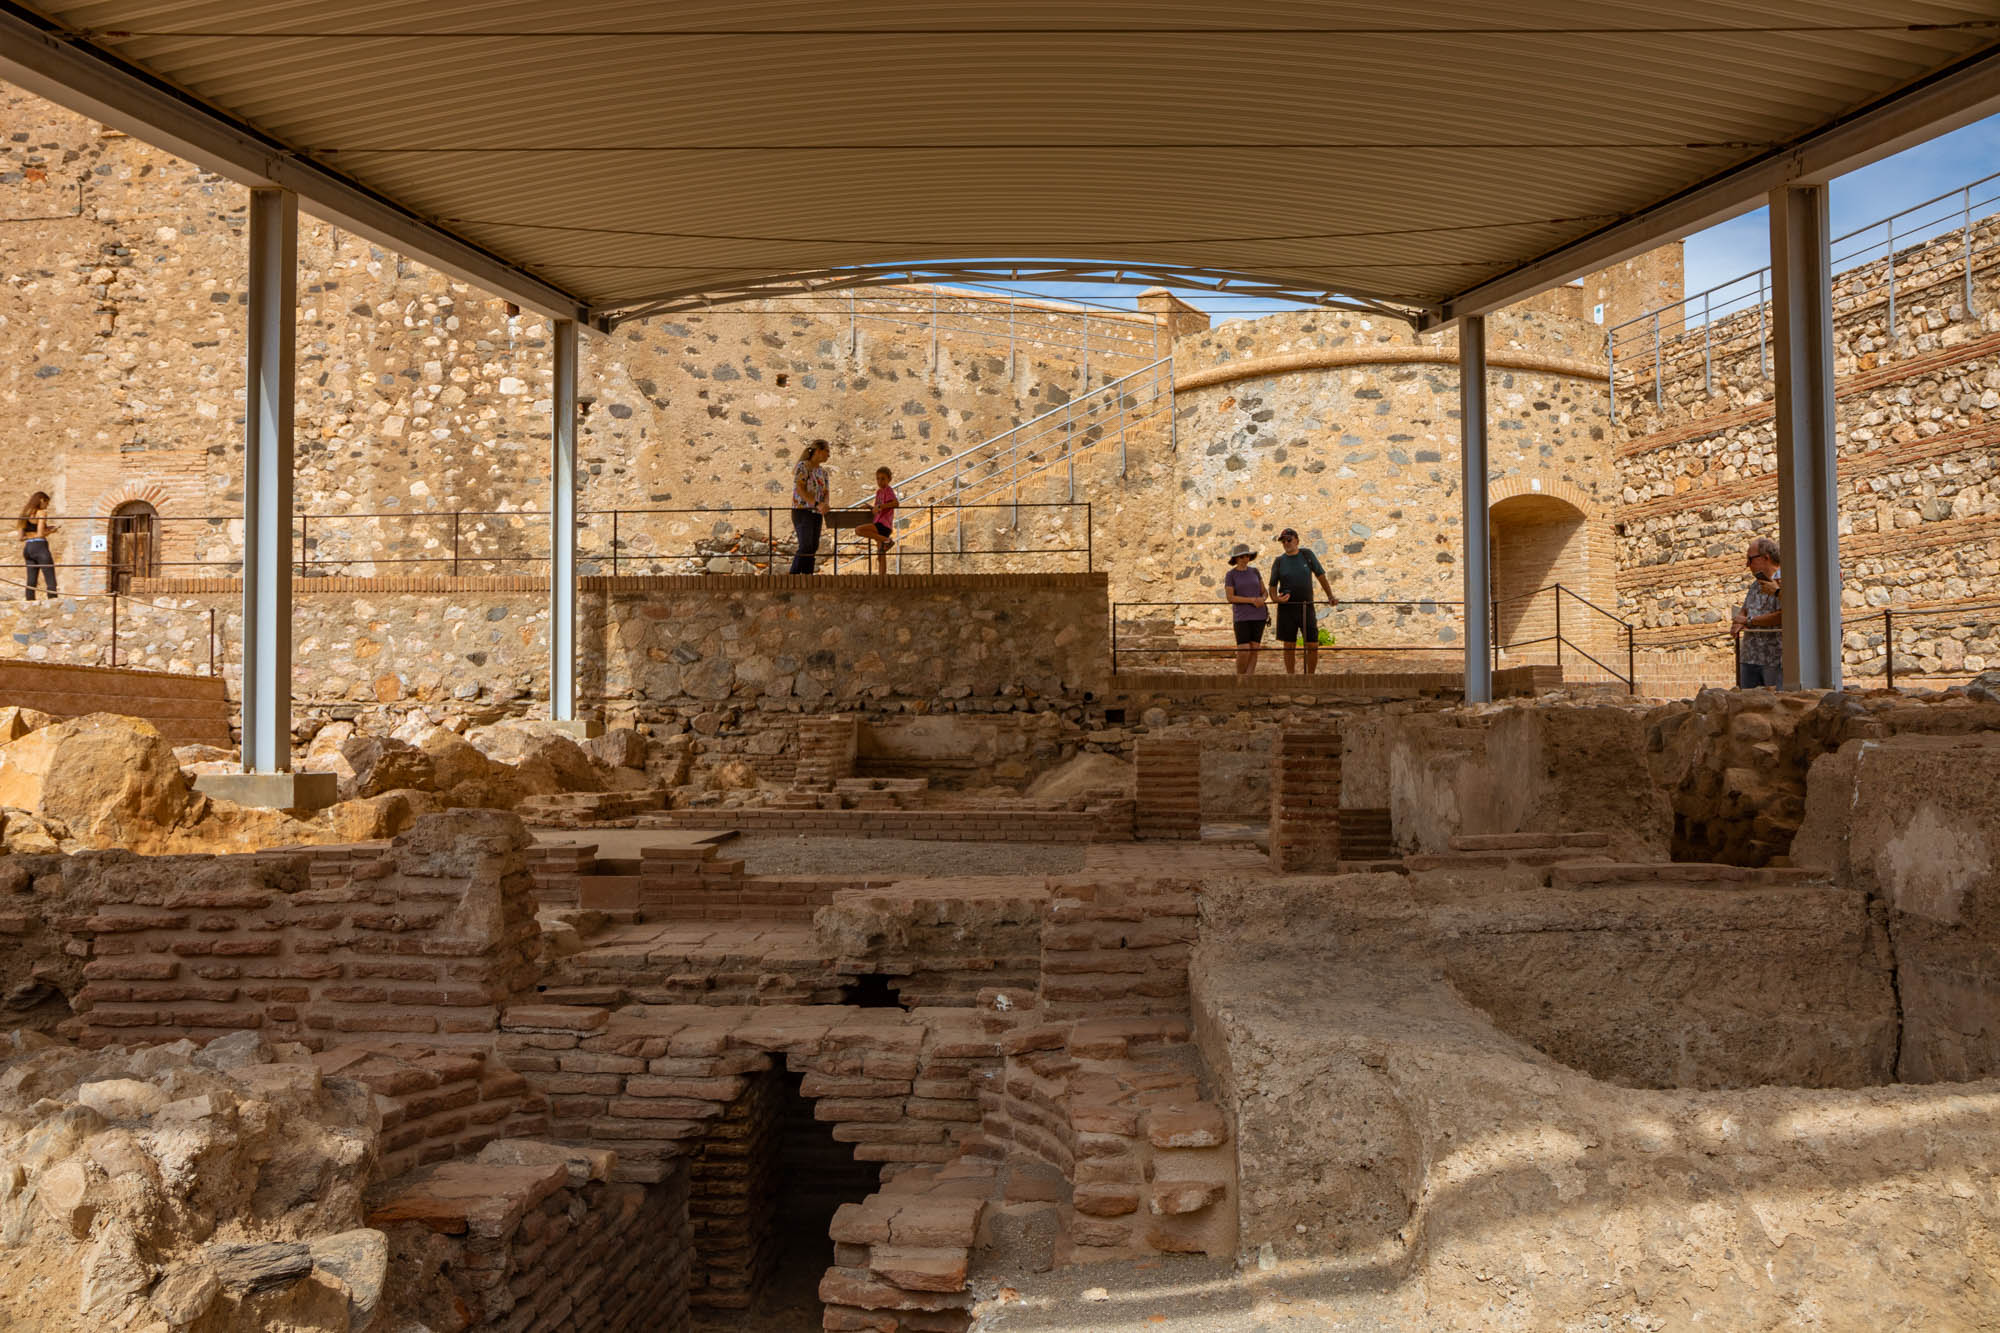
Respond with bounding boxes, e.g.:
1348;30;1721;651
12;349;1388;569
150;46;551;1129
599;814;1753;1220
1268;528;1338;674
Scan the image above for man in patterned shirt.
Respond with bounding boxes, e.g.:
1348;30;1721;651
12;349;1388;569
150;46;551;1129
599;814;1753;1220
1731;536;1783;688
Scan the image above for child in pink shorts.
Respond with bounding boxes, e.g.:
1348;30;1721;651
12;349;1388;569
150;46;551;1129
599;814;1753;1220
856;466;897;573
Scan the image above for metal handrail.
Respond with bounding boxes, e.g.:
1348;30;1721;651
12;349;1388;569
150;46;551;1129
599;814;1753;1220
1116;581;1636;692
17;501;1097;580
877;356;1174;509
1606;166;2000;418
1708;601;2000;690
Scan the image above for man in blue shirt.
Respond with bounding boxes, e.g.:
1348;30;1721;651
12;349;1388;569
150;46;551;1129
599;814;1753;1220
1268;528;1338;674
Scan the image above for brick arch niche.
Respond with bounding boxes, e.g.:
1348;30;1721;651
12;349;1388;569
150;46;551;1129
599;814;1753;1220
1489;482;1613;667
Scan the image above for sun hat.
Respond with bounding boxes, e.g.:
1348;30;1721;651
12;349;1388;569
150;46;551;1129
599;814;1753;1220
1227;542;1256;562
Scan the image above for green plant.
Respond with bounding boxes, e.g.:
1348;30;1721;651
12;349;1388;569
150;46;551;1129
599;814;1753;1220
1316;627;1336;647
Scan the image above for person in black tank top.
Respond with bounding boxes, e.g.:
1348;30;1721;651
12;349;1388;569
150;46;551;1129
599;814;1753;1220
18;491;58;601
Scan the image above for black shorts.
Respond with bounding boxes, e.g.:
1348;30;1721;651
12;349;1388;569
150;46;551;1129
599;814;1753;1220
1274;601;1318;644
867;521;893;538
1233;618;1267;646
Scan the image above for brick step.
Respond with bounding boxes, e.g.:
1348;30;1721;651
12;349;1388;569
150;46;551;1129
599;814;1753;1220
642;857;746;882
576;875;643;911
1449;831;1611;852
1403;849;1617;872
1549;861;1833;890
640;844;720;863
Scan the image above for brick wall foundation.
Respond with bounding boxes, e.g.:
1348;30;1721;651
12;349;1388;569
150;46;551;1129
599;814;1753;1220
1271;729;1343;871
1133;738;1201;839
54;812;540;1049
369;1141;692;1333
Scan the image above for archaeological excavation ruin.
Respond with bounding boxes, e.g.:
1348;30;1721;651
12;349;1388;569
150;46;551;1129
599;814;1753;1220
5;6;2000;1330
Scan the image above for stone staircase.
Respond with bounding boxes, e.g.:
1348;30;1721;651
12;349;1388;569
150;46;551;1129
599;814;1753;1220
1337;807;1395;859
1397;831;1836;892
1404;830;1618;873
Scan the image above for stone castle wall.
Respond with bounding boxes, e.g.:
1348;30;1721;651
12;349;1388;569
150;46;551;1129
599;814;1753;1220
0;83;1164;591
0;572;1109;737
1613;216;2000;685
5;77;1683;702
1158;307;1618;664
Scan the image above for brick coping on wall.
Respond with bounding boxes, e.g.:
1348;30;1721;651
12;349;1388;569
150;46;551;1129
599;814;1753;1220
132;571;1112;596
0;658;229;690
1175;344;1607;395
1107;664;1561;695
1619;417;2000;525
1621;512;2000;597
1615;328;2000;459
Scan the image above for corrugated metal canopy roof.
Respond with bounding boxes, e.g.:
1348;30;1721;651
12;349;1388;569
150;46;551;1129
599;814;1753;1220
7;1;2000;326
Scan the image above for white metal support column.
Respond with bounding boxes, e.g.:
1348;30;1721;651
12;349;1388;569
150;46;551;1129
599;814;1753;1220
1769;185;1843;689
550;319;579;722
1460;314;1493;703
242;187;297;775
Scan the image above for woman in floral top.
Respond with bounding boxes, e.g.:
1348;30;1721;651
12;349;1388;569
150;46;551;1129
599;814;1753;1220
788;439;831;574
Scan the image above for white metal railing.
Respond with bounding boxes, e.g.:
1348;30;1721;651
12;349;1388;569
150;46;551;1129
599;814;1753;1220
1606;169;2000;420
841;285;1165;387
855;357;1174;529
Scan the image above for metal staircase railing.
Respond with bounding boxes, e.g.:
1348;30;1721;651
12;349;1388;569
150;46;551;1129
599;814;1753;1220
855;358;1174;531
1606;167;2000;421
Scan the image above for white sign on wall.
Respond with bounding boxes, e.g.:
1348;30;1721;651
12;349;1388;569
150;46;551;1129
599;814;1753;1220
89;534;108;552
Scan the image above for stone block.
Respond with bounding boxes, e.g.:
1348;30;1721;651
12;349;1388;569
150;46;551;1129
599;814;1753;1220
192;770;339;813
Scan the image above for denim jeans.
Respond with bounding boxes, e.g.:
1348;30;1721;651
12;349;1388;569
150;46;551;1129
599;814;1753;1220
22;539;56;599
788;509;824;574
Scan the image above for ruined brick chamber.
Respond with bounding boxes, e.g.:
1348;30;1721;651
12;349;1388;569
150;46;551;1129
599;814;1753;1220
6;684;2000;1331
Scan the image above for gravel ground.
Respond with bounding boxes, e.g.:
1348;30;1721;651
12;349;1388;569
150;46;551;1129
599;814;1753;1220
728;834;1086;878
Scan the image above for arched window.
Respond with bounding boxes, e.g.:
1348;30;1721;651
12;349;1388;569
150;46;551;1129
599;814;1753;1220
109;500;159;590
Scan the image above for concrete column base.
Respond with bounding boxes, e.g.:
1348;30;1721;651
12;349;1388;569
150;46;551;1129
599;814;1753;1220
193;771;339;813
545;719;604;740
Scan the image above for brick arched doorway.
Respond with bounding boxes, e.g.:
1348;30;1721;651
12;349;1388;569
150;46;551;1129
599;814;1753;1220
108;499;159;591
1490;492;1593;662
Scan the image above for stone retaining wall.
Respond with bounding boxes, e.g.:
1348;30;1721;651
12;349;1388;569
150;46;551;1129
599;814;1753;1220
1614;216;2000;686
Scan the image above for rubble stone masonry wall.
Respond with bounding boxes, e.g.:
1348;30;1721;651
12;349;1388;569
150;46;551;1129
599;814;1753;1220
0;572;1109;723
0;84;1161;590
4;78;1694;705
1162;305;1617;663
1614;217;2000;685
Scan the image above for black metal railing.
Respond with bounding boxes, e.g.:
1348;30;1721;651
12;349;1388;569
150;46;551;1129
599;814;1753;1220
18;501;1095;580
1113;583;1638;691
1721;600;2000;689
1111;598;1469;674
1491;583;1637;693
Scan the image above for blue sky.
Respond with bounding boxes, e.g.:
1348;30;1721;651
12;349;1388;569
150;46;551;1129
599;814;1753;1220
1680;112;2000;299
958;112;2000;324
